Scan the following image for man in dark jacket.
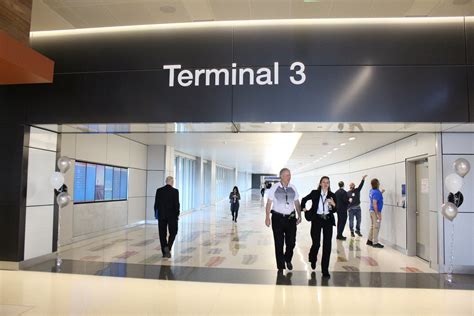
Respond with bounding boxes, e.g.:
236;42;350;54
154;176;180;258
335;181;349;240
347;175;367;237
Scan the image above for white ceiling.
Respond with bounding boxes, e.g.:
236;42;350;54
34;122;474;174
31;0;474;31
117;131;412;174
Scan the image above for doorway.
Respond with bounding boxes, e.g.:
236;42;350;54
406;157;430;261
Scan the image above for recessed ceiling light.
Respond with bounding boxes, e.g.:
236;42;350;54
333;148;338;151
328;151;332;154
349;137;356;141
340;143;346;146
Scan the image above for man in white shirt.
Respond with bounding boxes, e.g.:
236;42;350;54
265;168;302;271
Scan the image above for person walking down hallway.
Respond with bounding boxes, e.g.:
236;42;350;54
265;168;302;272
335;181;349;240
367;178;385;248
301;176;337;278
229;186;241;223
347;175;367;238
154;176;180;258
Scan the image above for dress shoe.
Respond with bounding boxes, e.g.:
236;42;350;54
310;261;316;270
373;243;384;248
336;236;347;241
351;232;355;238
322;272;331;278
286;261;293;271
366;240;373;246
356;231;363;237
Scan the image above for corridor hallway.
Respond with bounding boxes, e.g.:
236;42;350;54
26;190;451;281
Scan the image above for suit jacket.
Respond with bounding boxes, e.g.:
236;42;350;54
335;188;349;213
154;184;180;220
301;189;337;225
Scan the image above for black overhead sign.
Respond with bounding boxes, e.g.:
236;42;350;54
2;18;474;124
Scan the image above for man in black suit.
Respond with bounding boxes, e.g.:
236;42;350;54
335;181;349;240
154;176;180;258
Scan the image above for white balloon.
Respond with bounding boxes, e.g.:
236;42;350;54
453;158;471;178
441;202;458;221
56;192;71;208
50;172;65;190
445;173;463;194
57;156;72;173
305;200;313;210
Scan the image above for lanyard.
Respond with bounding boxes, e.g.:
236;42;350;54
320;193;327;214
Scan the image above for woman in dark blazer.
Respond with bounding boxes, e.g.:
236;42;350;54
229;186;241;223
301;176;337;278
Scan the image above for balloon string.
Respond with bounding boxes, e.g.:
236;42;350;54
448;221;455;282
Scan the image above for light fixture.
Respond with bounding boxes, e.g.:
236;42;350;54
349;137;356;141
340;143;346;146
328;151;332;154
333;148;338;151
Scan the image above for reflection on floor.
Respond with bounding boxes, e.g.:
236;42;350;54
2;270;474;315
51;190;434;274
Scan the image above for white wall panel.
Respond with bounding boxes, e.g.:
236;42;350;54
26;148;56;207
147;145;166;170
147;170;165;197
73;203;105;237
128;197;146;224
443;214;474;266
129;141;147;170
442;133;474;154
104;201;128;230
60;134;76;158
75;134;107;164
146;196;156;221
128;168;147;198
24;206;54;260
106;134;130;167
29;127;57;151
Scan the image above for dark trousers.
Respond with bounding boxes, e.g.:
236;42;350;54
271;213;297;269
336;210;348;237
158;217;178;255
231;203;239;220
348;207;362;233
309;218;333;274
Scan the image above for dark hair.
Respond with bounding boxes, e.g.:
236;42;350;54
371;178;380;189
318;176;331;191
338;181;344;188
232;186;240;195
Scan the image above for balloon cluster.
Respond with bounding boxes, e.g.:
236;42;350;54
50;156;72;208
442;158;471;221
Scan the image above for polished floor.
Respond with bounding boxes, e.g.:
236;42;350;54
39;191;432;271
24;190;474;290
1;270;474;315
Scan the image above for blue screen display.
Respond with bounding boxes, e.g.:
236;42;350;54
120;169;128;199
112;167;121;200
104;166;113;200
73;162;128;204
85;164;97;201
74;162;86;202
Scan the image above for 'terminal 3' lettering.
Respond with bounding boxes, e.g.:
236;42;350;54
163;62;306;87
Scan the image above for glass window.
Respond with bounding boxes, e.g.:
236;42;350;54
74;162;86;202
112;167;121;200
95;165;105;200
85;163;97;201
120;168;128;200
104;166;113;200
